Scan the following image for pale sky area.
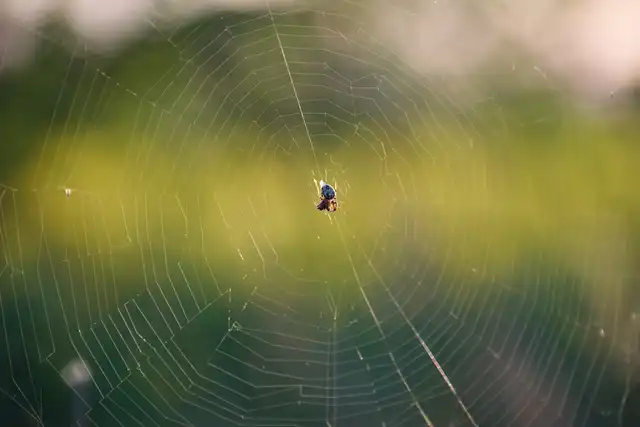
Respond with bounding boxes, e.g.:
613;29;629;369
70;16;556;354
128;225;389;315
1;0;639;100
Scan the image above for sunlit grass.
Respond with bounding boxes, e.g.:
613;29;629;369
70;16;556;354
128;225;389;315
9;111;640;290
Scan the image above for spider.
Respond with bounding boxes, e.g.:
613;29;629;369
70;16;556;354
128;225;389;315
316;180;338;212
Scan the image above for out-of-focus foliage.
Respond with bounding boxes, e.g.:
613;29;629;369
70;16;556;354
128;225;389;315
1;7;640;427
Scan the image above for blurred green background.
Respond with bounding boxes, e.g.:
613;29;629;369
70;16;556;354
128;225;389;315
1;5;639;427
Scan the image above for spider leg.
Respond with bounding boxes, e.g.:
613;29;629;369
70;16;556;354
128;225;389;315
317;199;328;210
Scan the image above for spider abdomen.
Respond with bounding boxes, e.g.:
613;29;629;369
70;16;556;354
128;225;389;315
321;184;336;200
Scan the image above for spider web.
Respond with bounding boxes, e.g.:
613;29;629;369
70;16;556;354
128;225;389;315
1;3;639;427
